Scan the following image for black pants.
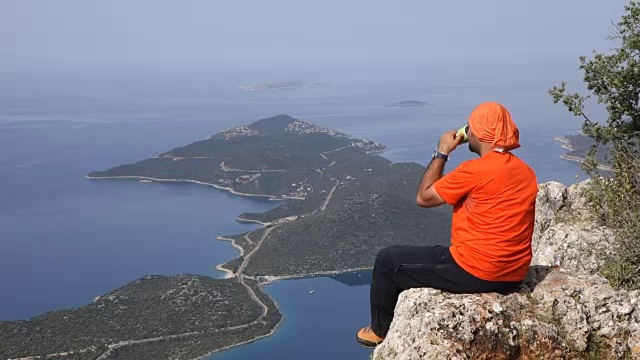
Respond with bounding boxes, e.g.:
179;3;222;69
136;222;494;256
370;245;520;337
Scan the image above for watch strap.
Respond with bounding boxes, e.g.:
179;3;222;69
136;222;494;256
432;149;449;161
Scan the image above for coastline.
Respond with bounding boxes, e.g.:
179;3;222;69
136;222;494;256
554;136;575;151
256;266;373;285
85;175;295;201
214;264;235;279
214;236;242;279
194;316;284;360
366;147;389;155
235;216;270;226
193;266;373;360
216;236;245;256
554;136;613;171
560;154;613;171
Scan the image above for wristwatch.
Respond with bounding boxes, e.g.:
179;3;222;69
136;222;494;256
431;149;449;161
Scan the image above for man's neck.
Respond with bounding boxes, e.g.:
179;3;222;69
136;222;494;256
477;144;493;157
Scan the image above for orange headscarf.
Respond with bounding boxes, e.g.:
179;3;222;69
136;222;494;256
468;102;520;152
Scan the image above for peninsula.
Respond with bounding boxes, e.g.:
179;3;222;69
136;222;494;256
555;133;612;170
2;115;452;359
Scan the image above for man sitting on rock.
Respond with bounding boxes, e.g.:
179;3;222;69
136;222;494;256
356;102;539;347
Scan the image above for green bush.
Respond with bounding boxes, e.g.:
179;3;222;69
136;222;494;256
584;145;640;289
549;1;640;290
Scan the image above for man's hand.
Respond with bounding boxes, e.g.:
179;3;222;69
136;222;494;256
438;130;464;155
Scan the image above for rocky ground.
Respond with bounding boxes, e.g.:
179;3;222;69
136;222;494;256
374;181;640;359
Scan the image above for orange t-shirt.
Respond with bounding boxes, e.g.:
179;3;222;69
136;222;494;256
433;151;538;282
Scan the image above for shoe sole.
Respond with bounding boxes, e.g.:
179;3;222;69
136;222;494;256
356;335;381;348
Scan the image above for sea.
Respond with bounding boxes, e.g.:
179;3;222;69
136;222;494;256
0;61;590;359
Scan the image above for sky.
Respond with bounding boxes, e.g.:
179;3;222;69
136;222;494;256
0;0;632;72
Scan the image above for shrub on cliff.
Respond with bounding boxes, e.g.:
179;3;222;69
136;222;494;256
549;1;640;289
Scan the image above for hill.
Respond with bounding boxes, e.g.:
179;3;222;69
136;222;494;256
88;115;386;203
89;114;452;278
0;275;281;360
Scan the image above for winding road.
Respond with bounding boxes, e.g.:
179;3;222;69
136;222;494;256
236;226;277;316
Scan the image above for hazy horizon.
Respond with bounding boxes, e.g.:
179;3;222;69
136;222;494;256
1;0;631;73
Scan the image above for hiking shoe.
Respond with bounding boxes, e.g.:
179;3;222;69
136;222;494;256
356;326;385;348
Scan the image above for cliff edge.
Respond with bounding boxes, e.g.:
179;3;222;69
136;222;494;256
373;181;640;359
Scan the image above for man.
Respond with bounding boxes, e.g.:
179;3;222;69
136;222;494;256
356;102;539;347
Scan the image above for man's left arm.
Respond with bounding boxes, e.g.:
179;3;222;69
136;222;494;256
416;130;462;208
416;158;446;207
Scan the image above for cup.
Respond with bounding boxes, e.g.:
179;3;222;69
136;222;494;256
457;125;469;143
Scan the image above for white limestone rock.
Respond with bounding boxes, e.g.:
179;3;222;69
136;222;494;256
374;269;640;359
374;181;638;359
532;181;615;274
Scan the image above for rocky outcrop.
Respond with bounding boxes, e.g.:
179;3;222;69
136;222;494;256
373;181;640;359
532;181;615;275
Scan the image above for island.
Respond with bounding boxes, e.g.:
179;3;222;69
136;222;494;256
238;81;331;92
385;101;433;107
1;115;453;359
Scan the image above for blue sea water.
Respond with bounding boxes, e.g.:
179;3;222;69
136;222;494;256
212;273;373;360
0;119;277;320
1;64;587;358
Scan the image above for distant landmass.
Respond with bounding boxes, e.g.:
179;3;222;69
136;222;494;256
238;80;331;92
2;115;452;359
556;133;612;171
385;101;433;107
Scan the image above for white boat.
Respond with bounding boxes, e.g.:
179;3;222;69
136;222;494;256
309;285;315;295
139;180;152;183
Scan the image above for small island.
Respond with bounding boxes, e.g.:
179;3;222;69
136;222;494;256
238;80;331;92
385;101;433;107
2;115;452;359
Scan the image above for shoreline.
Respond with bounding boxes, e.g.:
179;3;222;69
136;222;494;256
366;147;389;155
214;264;235;279
554;136;613;172
214;235;244;279
216;236;245;257
85;175;296;201
193;266;374;359
257;266;373;285
554;136;576;151
194;316;284;360
235;216;270;226
194;278;284;360
560;154;613;171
